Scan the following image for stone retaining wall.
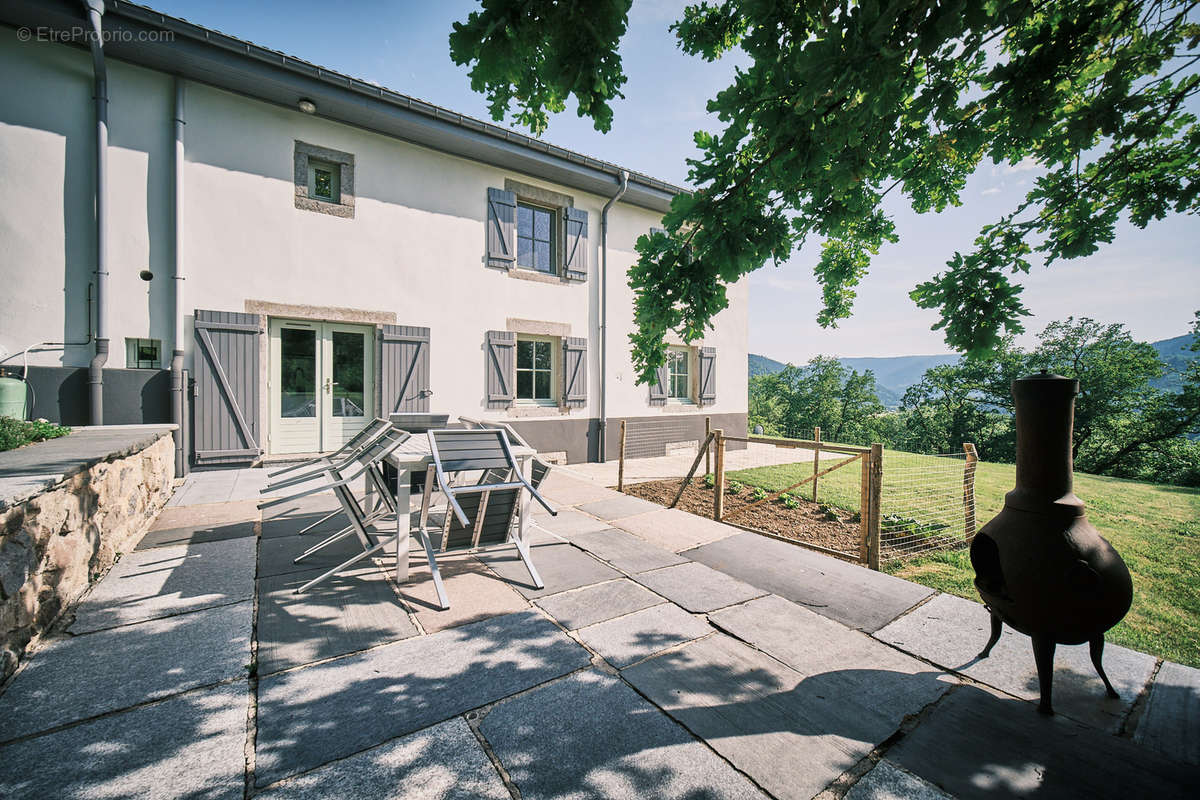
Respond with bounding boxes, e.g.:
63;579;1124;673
0;433;175;681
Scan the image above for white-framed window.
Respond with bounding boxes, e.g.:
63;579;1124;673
308;159;341;203
126;338;162;369
667;345;692;401
515;334;558;405
517;202;556;274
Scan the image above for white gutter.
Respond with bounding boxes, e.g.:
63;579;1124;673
598;170;628;463
83;0;108;424
171;78;187;475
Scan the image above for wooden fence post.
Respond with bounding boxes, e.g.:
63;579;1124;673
859;451;870;564
617;420;627;492
963;442;979;541
713;429;725;521
705;416;712;477
867;443;883;570
812;426;822;503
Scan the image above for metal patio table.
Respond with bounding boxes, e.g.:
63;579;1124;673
385;433;537;582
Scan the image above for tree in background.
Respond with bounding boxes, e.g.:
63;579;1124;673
749;356;887;444
450;1;1200;380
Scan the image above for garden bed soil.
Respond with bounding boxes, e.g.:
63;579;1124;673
620;478;864;557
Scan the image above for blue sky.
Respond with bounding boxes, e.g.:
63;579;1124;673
151;0;1199;361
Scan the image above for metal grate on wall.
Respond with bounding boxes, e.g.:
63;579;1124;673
623;419;701;459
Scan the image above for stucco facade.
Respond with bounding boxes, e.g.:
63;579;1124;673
0;8;747;465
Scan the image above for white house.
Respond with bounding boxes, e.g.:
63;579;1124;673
0;0;748;471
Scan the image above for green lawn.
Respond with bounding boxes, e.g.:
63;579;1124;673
728;449;1200;667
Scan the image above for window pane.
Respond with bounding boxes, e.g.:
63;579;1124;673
314;168;333;199
534;340;551;369
517;235;533;268
518;204;533;238
517;371;533;399
331;331;365;417
517;340;533;369
534;241;552;272
535;370;551;399
533;207;551;240
280;328;316;417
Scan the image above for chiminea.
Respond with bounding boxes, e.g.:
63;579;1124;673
970;372;1132;715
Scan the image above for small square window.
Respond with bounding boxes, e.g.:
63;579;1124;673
308;160;340;203
126;338;162;369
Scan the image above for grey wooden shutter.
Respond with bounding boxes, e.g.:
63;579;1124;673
377;325;430;414
648;363;668;406
698;346;717;405
562;337;587;407
192;310;261;465
486;330;515;408
563;208;588;282
486;187;516;269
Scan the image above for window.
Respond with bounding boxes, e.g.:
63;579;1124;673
308;160;340;203
667;346;691;401
516;335;557;404
517;203;555;274
126;338;162;369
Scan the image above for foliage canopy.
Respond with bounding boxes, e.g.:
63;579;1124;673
452;0;1200;381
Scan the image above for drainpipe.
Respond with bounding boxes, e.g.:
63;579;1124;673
84;0;109;425
171;78;187;475
598;170;628;462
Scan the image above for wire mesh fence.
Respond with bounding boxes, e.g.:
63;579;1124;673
622;419;704;460
879;447;977;560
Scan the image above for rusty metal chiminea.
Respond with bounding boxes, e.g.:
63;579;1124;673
970;372;1133;715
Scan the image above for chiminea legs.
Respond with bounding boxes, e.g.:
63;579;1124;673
1090;635;1120;699
1031;634;1057;715
978;612;1003;659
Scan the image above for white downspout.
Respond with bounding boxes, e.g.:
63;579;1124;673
171;78;187;475
598;170;628;462
84;0;108;424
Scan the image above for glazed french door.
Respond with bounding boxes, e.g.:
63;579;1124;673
269;319;374;454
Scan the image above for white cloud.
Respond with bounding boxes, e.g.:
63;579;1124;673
1003;156;1040;174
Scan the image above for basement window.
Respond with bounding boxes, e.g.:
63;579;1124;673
126;338;162;369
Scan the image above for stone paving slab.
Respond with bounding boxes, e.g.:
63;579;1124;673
477;541;620;599
397;554;529;633
888;683;1200;799
257;526;368;579
611;507;740;553
254;609;591;787
0;681;247;800
874;592;1156;733
576;494;664;521
0;601;251;742
1134;659;1200;765
635;561;767;613
258;496;344;536
577;602;713;667
844;761;952;800
256;567;418;675
481;669;768;799
532;508;620;538
623;632;922;800
538;473;624;506
685;533;934;632
535;579;664;630
568;527;688;573
166;466;274;507
68;536;256;633
256;717;509;800
136;498;259;550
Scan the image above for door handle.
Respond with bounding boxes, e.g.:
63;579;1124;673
324;377;332;394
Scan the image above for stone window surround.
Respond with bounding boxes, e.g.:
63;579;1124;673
504;178;574;284
295;140;355;218
504;318;578;417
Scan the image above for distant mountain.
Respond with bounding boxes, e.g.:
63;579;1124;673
749;332;1196;408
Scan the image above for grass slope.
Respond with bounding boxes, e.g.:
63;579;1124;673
729;450;1200;667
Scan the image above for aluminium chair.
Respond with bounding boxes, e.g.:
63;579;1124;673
414;428;557;609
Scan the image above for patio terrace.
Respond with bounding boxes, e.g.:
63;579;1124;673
0;464;1196;799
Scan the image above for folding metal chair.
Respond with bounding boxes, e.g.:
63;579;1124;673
265;417;392;481
456;417;554;490
414;428;557;609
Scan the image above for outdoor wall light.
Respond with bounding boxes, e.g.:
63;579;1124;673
139;269;154;281
297;98;317;114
